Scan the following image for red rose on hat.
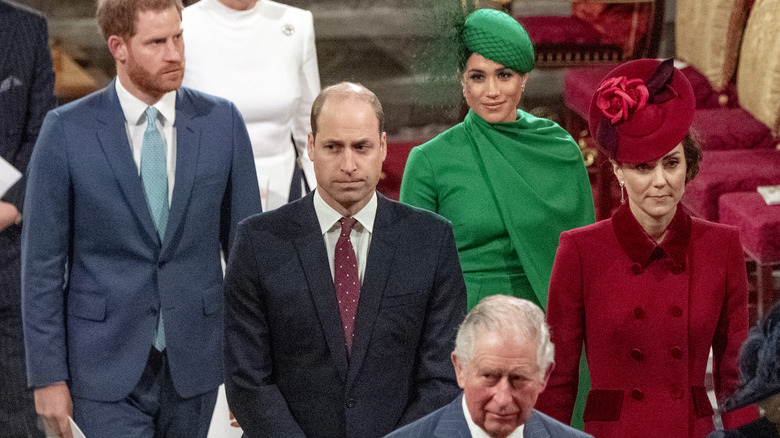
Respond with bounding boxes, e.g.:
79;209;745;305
596;76;649;124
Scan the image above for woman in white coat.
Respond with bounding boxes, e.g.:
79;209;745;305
183;0;320;211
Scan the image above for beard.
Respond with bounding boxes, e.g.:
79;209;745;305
125;51;184;98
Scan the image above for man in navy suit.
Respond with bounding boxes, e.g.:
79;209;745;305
385;295;593;438
0;2;55;437
21;0;262;437
223;82;467;438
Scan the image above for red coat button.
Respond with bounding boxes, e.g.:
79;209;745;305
630;348;644;362
632;263;643;275
670;306;683;317
671;347;683;359
632;389;644;400
633;307;645;319
670;386;684;399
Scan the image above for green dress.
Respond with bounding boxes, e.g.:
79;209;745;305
400;109;595;310
400;109;595;430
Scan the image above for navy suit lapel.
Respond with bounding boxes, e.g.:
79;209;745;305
346;194;400;385
523;411;551;438
432;395;472;438
160;91;199;255
294;195;349;381
95;81;160;246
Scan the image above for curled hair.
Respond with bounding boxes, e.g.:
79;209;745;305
453;295;554;377
310;82;384;137
96;0;183;41
683;131;703;183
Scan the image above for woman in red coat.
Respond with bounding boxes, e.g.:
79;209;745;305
535;59;758;437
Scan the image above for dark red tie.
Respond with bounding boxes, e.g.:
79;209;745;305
335;217;360;353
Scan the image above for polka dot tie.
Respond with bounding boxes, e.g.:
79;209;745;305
335;217;360;353
141;106;169;352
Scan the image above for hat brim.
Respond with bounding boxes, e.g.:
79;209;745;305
722;381;780;412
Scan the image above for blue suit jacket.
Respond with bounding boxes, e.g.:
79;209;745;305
384;394;594;438
21;81;262;401
224;192;467;438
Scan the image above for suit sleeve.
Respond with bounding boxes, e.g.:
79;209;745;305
294;10;320;189
535;231;585;424
223;221;307;438
398;221;466;425
399;146;438;214
221;103;263;259
4;14;55;211
21;111;72;387
715;228;759;427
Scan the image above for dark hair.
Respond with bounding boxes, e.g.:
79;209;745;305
683;131;703;183
96;0;183;41
310;82;384;138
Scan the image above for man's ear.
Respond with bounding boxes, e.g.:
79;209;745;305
108;35;127;63
451;352;467;390
539;362;555;392
307;132;315;161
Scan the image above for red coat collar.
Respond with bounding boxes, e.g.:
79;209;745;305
611;203;691;271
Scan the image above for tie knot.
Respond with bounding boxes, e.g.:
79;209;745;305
339;217;357;235
145;107;159;130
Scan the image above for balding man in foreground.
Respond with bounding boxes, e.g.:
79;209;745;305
385;295;592;438
223;82;467;438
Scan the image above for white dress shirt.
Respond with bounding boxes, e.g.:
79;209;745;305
463;394;525;438
313;189;377;283
115;78;177;203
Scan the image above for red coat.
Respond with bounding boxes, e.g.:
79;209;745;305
536;204;758;437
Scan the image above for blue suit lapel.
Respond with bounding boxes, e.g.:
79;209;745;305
160;91;199;256
95;81;160;247
346;194;400;385
523;411;552;438
294;194;349;382
433;395;472;438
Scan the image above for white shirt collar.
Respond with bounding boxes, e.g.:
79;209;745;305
115;77;177;126
313;189;377;234
462;394;525;438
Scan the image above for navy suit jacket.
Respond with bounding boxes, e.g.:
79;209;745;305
0;0;55;243
384;394;594;438
21;81;262;401
224;192;467;438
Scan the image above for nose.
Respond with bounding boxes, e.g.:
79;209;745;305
486;76;499;97
165;39;183;63
341;149;357;174
492;378;513;407
651;164;666;187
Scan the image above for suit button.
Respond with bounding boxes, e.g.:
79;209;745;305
633;307;645;319
671;347;683;359
630;348;644;362
149;308;157;316
670;386;683;399
632;263;643;275
631;389;644;400
346;398;356;408
158;260;165;268
670;306;683;317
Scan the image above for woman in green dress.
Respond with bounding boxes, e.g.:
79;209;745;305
400;8;595;311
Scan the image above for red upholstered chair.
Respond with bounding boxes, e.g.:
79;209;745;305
518;0;665;69
376;141;419;201
719;192;780;322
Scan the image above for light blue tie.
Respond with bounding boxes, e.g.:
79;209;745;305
141;106;169;351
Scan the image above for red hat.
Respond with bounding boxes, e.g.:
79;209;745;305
588;58;696;164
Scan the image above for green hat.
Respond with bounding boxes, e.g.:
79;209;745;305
462;9;535;74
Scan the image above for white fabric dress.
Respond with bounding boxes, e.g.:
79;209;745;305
183;0;320;211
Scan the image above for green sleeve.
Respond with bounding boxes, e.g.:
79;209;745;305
399;146;438;213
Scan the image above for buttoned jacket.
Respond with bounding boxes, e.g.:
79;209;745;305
536;204;758;437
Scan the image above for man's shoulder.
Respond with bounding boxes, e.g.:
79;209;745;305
177;86;237;114
1;0;46;24
384;397;462;438
528;410;593;437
